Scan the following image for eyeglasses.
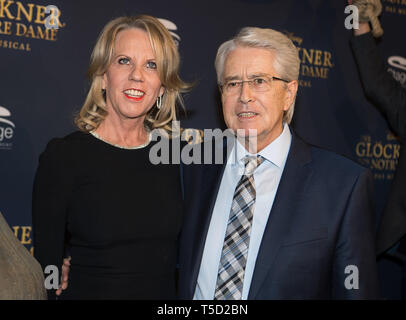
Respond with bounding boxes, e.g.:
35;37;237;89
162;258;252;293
219;75;290;95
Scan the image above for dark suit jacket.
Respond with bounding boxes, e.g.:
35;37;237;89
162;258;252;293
178;130;380;299
350;33;406;255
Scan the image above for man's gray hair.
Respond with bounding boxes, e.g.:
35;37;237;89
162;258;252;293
215;27;300;124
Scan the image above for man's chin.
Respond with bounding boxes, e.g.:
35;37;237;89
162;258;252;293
234;128;259;138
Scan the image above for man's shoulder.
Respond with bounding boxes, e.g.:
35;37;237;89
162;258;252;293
291;131;366;174
307;142;368;178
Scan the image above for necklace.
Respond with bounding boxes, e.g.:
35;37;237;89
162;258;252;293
90;131;151;150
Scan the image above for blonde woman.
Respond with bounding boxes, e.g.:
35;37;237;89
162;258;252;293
32;15;190;299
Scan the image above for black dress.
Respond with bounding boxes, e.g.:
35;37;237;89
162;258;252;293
32;131;184;299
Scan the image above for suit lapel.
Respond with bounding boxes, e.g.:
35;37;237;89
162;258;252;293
248;131;314;299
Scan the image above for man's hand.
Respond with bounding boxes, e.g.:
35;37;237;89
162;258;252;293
56;256;71;296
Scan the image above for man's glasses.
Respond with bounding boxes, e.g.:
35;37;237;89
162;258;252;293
219;75;290;95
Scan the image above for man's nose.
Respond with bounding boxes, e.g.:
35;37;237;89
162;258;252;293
239;81;254;103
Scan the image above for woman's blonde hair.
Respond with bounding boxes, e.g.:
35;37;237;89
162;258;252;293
75;15;191;134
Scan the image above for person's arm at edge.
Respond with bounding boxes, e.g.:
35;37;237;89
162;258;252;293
350;22;406;138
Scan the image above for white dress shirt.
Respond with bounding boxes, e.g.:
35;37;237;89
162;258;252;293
194;123;292;300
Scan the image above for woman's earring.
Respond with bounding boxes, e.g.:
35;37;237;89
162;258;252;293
156;95;162;109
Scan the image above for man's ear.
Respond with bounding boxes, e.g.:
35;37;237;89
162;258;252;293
284;80;298;111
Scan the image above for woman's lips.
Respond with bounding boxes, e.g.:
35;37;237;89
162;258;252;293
124;94;144;101
123;89;145;101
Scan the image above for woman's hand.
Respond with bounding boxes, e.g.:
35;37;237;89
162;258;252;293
56;256;71;296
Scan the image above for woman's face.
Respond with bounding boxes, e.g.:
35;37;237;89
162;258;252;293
102;28;164;123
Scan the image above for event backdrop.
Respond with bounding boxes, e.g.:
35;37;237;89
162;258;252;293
1;0;405;298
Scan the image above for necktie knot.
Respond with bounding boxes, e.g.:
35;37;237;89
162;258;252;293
243;155;264;176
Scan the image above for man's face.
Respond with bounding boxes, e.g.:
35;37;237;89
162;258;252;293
221;46;297;152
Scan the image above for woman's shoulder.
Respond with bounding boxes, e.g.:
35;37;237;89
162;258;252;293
49;130;90;145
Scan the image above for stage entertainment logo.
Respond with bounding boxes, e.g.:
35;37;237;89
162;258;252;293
383;0;406;16
158;18;181;45
283;31;335;88
0;1;66;52
0;105;15;150
388;55;406;88
355;132;400;181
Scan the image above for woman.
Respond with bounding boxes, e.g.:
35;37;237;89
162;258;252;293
32;15;190;299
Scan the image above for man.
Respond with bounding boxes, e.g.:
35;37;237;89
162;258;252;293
178;27;380;299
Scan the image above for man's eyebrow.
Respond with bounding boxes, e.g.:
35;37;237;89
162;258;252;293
247;73;269;79
223;75;241;82
223;73;271;82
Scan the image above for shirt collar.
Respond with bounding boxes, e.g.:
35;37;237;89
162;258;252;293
233;123;292;168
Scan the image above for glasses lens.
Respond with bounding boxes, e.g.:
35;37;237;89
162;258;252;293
251;77;270;92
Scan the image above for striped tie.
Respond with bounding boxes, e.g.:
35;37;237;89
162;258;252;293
214;155;264;300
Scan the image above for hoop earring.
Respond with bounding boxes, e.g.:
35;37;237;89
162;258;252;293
156;95;162;109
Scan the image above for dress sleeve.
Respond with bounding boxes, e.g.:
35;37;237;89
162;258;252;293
32;138;73;300
350;32;406;139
